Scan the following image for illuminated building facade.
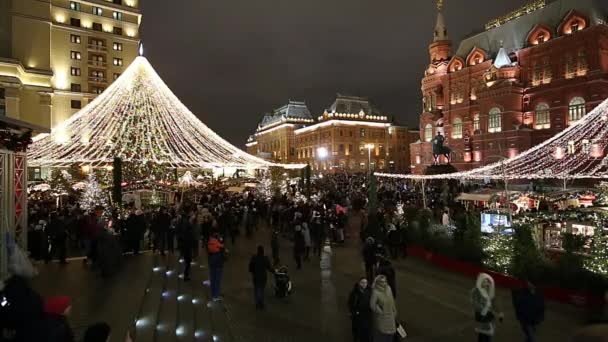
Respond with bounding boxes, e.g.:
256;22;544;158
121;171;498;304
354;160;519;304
0;0;141;129
411;0;608;174
248;95;417;173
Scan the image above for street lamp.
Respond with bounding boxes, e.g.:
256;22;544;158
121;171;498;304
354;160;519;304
364;143;375;173
316;147;328;174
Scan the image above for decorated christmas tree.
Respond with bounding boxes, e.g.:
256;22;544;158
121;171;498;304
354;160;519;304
49;169;72;195
584;232;608;277
80;173;109;213
482;229;514;274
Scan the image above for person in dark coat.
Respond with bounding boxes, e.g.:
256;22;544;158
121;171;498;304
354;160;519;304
176;211;195;281
293;224;305;270
152;207;171;256
512;281;545;342
0;275;46;342
347;277;372;342
377;257;396;299
271;230;280;266
126;210;145;255
45;212;68;265
362;237;377;283
248;245;275;310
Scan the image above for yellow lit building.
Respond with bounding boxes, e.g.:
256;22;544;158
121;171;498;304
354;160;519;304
0;0;141;129
247;95;418;174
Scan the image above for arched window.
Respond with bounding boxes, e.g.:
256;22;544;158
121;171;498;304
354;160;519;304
473;114;481;132
535;103;550;129
424;124;433;142
569;97;586;123
488;107;502;133
452;118;463;139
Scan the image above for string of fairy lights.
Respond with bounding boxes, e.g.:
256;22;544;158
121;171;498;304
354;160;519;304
376;97;608;180
28;56;300;170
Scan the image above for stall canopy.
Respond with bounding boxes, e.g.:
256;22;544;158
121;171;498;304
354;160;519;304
456;193;494;202
28;55;303;170
377;97;608;180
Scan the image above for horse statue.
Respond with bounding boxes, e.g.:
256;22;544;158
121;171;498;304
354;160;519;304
432;132;451;165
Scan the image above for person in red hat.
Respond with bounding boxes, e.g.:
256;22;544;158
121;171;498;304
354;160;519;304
43;296;75;342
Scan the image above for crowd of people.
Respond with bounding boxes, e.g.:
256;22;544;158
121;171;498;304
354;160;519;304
3;173;608;341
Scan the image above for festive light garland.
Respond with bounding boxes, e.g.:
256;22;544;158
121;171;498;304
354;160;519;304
376;97;608;180
28;56;303;170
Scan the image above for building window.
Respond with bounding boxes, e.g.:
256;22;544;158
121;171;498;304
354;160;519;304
537;33;545;44
360;128;365;137
113;58;123;66
452;118;463;139
92;6;103;16
0;88;5;116
113;27;123;35
577;50;588;76
70;83;81;92
535;103;550;129
565;54;575;79
569;97;586;123
113;42;123;51
568;140;576;154
488;107;502;133
70;18;81;27
571;20;580;33
70;1;81;11
473;114;481;132
92;22;103;31
339;144;345;155
70;67;81;76
70;51;81;60
113;73;121;80
71;100;82;109
92;87;104;94
424;124;433;142
113;11;123;21
70;34;81;44
347;144;353;156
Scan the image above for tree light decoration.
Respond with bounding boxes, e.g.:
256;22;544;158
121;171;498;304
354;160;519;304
79;173;109;213
584;232;608;277
377;97;608;180
482;232;514;275
28;57;302;170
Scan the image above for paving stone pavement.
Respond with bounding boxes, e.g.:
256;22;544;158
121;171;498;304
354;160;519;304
33;226;585;342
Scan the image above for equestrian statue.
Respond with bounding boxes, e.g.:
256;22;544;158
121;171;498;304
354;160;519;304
432;132;451;165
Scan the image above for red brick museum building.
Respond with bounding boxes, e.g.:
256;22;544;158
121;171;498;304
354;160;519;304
410;0;608;174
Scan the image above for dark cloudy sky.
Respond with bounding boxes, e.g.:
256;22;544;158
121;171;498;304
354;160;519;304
138;0;580;146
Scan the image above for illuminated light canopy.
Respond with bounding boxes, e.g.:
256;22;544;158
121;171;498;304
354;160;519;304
377;97;608;180
28;56;297;169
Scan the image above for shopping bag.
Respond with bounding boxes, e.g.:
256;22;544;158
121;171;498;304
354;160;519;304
396;322;407;339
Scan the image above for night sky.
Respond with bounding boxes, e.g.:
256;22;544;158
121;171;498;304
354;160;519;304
139;0;597;146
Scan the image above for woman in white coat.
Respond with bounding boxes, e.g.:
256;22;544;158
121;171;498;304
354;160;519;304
370;275;397;342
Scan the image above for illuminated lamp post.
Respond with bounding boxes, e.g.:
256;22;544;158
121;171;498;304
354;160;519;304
316;147;328;175
365;143;375;174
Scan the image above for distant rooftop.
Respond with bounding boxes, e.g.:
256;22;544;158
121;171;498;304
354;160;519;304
257;100;313;131
327;93;383;116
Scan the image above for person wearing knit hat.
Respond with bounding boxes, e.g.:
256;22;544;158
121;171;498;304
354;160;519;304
83;322;111;342
42;295;75;342
44;296;72;316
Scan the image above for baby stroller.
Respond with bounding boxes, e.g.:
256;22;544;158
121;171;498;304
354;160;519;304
274;266;292;298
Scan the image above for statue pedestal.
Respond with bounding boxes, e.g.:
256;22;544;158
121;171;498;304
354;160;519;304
424;164;458;175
